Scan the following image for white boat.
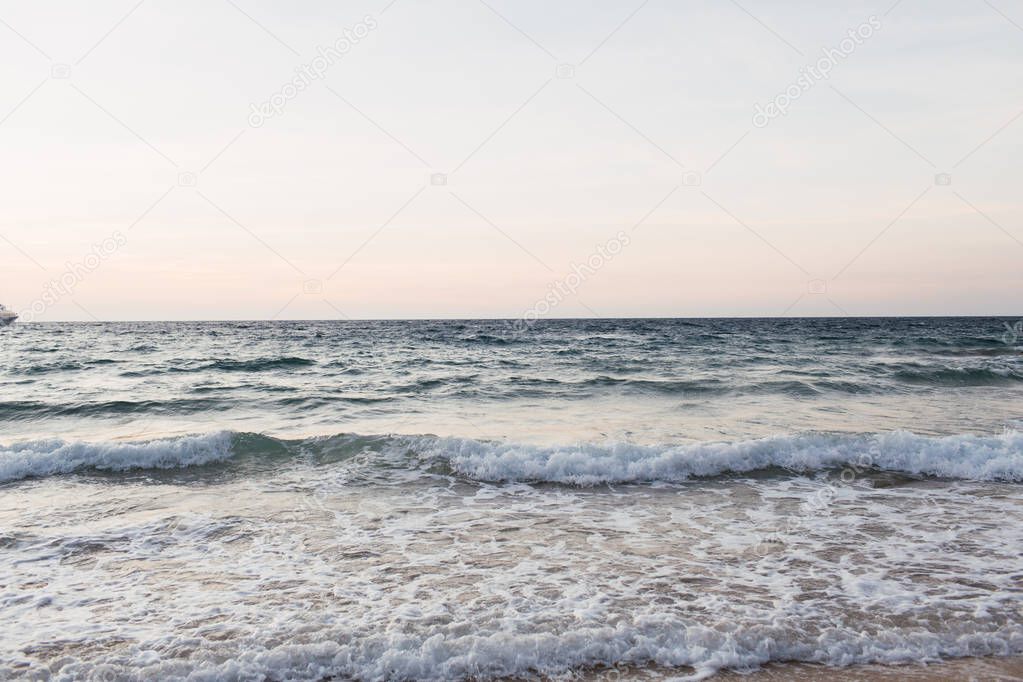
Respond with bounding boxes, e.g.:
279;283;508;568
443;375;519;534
0;304;17;327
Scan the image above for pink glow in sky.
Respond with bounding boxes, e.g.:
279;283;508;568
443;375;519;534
1;0;1020;320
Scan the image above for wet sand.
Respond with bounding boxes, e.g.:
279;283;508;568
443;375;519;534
715;657;1023;680
574;656;1023;680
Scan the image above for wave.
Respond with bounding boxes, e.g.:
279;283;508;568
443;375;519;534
41;623;1020;681
203;356;316;372
3;430;1023;485
0;398;229;420
893;365;1023;385
931;347;1023;357
0;432;235;483
429;430;1023;484
112;356;318;377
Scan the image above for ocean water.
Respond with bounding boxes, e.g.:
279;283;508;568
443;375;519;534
1;317;1022;680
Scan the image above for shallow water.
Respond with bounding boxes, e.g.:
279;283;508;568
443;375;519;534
1;318;1022;680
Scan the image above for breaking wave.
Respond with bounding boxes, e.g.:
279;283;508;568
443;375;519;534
0;432;235;483
3;430;1023;485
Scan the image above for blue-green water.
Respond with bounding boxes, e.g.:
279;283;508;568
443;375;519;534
1;318;1021;679
2;317;1022;442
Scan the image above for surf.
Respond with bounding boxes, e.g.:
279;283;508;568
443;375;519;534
3;429;1023;485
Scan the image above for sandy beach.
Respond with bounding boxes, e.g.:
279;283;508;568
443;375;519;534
575;656;1023;680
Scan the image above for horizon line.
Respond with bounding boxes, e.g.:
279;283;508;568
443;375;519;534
9;314;1022;324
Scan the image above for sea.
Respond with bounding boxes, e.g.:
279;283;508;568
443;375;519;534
1;317;1021;681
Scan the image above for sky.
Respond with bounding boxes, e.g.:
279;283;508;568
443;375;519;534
0;0;1021;320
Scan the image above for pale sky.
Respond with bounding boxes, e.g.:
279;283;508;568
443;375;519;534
1;0;1021;320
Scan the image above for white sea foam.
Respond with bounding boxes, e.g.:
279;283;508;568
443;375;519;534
39;623;1020;681
1;440;1021;681
2;430;1023;485
0;431;234;483
3;476;1021;682
429;430;1023;484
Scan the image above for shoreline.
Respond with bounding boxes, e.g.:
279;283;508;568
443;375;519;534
573;656;1023;680
716;657;1023;681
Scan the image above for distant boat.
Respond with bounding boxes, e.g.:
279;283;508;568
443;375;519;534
0;304;17;327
